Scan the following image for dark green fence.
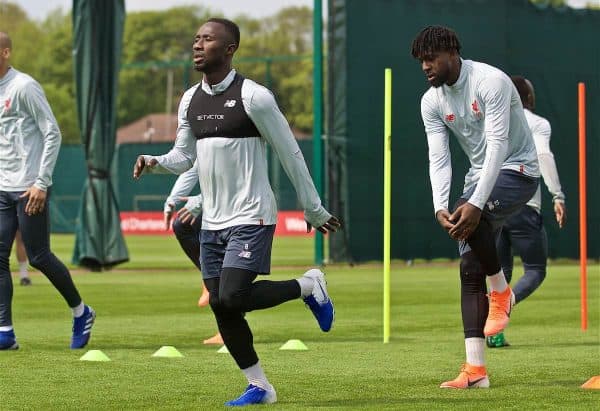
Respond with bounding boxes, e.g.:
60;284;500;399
50;140;313;232
327;0;600;261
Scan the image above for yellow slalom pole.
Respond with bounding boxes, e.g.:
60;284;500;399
383;68;392;343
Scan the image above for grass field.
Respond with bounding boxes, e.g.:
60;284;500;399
3;234;599;410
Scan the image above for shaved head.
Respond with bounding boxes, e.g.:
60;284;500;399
0;32;12;50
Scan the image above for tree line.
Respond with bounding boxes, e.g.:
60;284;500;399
0;2;315;143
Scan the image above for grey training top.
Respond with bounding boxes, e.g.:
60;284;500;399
0;67;61;191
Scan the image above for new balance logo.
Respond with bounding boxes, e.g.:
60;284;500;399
224;99;237;108
238;251;252;259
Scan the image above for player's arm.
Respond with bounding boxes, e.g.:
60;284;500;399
450;75;510;240
246;85;339;233
531;119;566;228
133;89;197;179
19;80;61;215
164;161;200;229
421;93;454;232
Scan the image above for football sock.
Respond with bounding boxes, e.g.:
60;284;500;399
465;338;485;366
488;270;508;293
18;262;28;279
72;302;85;317
242;362;272;390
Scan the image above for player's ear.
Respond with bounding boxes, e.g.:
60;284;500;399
226;43;237;56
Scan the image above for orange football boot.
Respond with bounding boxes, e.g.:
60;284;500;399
440;363;490;389
484;286;515;336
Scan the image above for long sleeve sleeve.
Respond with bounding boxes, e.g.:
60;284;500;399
143;88;197;175
532;119;565;203
421;93;452;215
467;76;510;209
21;81;61;190
164;161;200;212
246;86;331;227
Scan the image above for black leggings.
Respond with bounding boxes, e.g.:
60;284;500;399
205;267;300;369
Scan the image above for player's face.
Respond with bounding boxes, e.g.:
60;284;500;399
192;23;233;73
419;51;454;88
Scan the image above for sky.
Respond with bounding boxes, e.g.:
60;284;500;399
11;0;318;20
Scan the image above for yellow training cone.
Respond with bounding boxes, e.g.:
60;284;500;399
217;345;229;354
80;350;111;362
279;339;308;350
152;346;184;358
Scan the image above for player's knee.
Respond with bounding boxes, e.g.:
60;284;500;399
524;264;546;282
171;218;186;238
28;250;51;270
219;289;245;312
467;217;501;275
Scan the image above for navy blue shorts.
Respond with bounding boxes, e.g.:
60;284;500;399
458;170;539;256
200;224;275;279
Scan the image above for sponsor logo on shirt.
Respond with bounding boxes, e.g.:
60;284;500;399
224;99;236;108
445;113;455;122
196;114;224;120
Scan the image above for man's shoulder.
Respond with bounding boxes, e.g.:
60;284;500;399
10;69;40;91
240;76;271;95
240;76;275;107
525;109;551;133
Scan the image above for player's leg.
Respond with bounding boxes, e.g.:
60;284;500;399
440;226;490;388
0;191;20;349
171;216;210;307
223;224;334;331
17;189;95;349
14;230;31;286
201;230;276;406
172;216;201;270
509;206;548;304
467;171;538;336
496;224;515;285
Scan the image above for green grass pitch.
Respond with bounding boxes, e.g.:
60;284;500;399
3;234;599;409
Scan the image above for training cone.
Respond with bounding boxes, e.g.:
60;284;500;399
279;339;308;351
79;350;111;362
217;345;229;354
152;346;184;358
581;376;600;389
203;333;224;345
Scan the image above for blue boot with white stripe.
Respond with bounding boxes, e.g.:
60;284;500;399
71;305;95;349
302;269;335;332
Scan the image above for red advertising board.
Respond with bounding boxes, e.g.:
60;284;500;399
120;211;313;236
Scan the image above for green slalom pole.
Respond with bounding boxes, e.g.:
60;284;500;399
383;68;392;343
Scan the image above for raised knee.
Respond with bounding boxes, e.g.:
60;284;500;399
171;218;186;237
219;291;243;312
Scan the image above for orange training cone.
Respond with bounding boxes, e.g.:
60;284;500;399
581;376;600;389
203;332;224;345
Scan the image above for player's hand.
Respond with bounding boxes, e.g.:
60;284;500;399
448;202;481;241
20;186;47;216
307;216;341;234
164;202;175;230
554;201;567;229
435;209;455;232
178;206;196;225
133;156;157;179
